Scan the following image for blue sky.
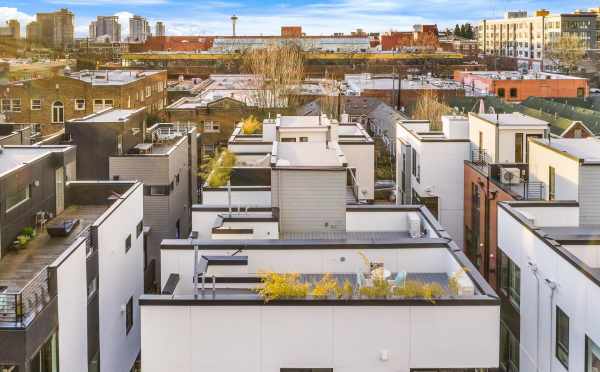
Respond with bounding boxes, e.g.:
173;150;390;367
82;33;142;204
2;0;599;37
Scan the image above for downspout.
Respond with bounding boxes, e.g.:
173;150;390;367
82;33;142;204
546;278;558;372
529;261;541;372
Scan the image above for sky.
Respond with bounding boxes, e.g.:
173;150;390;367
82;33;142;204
1;0;599;38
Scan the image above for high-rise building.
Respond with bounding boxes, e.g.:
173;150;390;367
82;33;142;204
27;8;74;49
89;21;97;39
0;19;20;40
90;16;121;42
155;21;165;37
479;9;598;71
129;15;151;43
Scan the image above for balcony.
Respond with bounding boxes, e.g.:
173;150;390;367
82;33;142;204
471;148;491;168
489;163;545;201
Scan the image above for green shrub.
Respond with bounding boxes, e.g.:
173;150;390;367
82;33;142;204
21;227;36;238
255;272;310;302
16;235;30;248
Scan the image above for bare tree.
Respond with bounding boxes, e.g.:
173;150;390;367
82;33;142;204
241;42;305;110
546;35;586;74
411;89;452;130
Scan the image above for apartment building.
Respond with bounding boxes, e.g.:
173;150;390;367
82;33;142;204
2;69;167;135
140;201;499;372
109;122;198;291
454;70;589;102
528;137;600;224
26;8;75;49
204;114;374;206
0;145;144;372
478;9;598;71
155;22;166;37
396;116;471;248
89;16;121;42
463;112;549;285
497;201;600;372
0;20;20;41
129;15;152;43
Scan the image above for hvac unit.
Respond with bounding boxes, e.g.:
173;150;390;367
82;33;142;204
501;168;521;185
407;212;422;238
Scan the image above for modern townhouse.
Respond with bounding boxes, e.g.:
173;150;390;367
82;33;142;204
464;112;549;286
527;137;600;224
109;122;198;291
0;145;144;372
66;108;198;291
141;202;500;372
202;114;374;206
497;200;600;372
2;69;167;135
396;115;471;248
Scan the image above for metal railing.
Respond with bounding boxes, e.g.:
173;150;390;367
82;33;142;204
0;269;51;325
471;148;491;168
521;182;545;201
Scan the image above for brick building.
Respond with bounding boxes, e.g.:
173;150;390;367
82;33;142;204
1;69;167;135
381;24;439;51
454;70;589;101
439;35;479;57
27;8;75;49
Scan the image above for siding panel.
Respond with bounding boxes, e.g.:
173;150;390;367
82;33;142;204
580;165;600;225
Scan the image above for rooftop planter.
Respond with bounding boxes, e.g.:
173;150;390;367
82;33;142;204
202;149;237;188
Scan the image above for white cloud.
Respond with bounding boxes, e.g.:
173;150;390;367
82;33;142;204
114;11;135;38
0;7;35;35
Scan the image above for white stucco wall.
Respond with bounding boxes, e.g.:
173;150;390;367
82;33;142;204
202;190;272;206
51;239;88;372
498;205;600;372
528;140;580;201
340;143;375;200
97;185;144;372
141;304;499;372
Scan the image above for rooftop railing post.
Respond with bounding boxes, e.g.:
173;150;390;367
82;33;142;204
212;275;216;299
191;231;199;299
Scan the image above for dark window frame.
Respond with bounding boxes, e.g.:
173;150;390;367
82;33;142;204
556;306;569;369
136;220;143;238
125;234;132;253
125;297;133;335
549;166;556;201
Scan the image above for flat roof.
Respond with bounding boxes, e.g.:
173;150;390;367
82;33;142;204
0;205;108;292
532;138;600;163
459;70;586;81
69;108;144;123
474;112;549;127
0;146;71;177
67;69;164;85
344;74;464;91
273;142;345;167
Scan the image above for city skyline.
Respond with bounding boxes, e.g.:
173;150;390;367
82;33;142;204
2;0;600;38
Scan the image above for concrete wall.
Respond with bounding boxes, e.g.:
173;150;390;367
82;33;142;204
528;140;580;201
202;189;271;206
340;143;375;200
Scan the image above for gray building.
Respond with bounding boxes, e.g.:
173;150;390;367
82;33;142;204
0;144;145;372
89;16;121;42
129;15;151;43
109;123;198;291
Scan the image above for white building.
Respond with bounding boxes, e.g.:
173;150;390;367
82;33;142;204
129;15;151;43
497;200;600;372
202;114;375;205
155;21;165;37
468;112;549;164
141;204;500;372
396;116;471;248
528;137;600;224
89;16;121;42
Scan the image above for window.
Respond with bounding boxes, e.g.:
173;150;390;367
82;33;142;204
577;87;585;97
411;148;417;176
299;137;309;142
93;99;113;112
203;121;220;133
125;297;133;334
498;88;506;97
0;99;10;112
586;336;600;372
75;99;86;111
146;185;169;196
556;306;569;369
175;174;180;185
11;99;21;112
281;137;297;142
146;86;151;98
510;88;518;98
500;322;519;372
30;332;58;372
5;185;31;213
549;166;556;200
125;234;132;253
574;128;583;138
31;99;42;110
51;101;64;123
136;220;143;238
515;133;524;163
498;249;520;309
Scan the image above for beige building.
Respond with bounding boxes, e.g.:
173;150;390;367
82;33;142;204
27;8;74;49
0;20;20;40
479;9;598;71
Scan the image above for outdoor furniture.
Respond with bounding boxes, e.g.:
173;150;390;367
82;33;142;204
35;211;48;231
392;271;407;288
47;219;80;237
356;272;366;287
